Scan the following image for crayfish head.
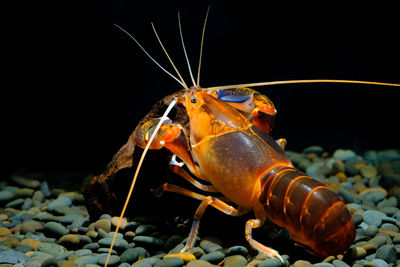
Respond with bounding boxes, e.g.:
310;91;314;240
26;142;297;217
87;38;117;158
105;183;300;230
180;88;249;144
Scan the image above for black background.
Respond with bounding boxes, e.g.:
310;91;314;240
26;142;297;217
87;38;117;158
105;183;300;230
18;0;400;175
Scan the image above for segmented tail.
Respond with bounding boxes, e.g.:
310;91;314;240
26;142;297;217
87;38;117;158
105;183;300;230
259;166;355;257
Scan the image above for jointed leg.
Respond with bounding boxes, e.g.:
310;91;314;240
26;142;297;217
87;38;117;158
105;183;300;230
245;205;283;262
170;155;219;193
153;183;251;251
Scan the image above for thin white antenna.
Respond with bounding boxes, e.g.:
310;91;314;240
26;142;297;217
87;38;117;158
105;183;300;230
151;23;189;89
113;23;185;88
196;7;210;87
104;98;178;267
205;79;400;91
178;12;197;88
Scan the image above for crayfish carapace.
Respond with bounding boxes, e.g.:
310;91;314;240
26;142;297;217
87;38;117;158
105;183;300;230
94;9;400;266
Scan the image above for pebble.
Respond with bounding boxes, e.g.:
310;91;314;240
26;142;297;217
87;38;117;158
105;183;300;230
258;257;283;267
5;198;24;208
135;224;157;235
58;234;80;248
333;149;356;161
0;246;31;264
0;191;14;202
11;175;40;189
32;190;44;202
375;244;397;264
38;242;68;256
111;216;128;230
200;251;225;264
186;259;213;267
0;227;12;237
98;237;129;250
362;210;386;227
132;236;164;248
332;259;350;267
164;252;196;263
40;181;51;197
47;197;72;211
97;254;121;266
94;218;111;233
43;222;69;238
226;245;248;257
14;188;34;198
200;239;224;253
153;257;184;267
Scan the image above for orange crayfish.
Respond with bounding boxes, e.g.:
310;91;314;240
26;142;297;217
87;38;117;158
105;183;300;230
99;9;400;266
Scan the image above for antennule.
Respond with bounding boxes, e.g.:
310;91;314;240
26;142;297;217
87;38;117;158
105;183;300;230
113;23;185;88
196;6;210;87
178;12;197;88
151;23;189;89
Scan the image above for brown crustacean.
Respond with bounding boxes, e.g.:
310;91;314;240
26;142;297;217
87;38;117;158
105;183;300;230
83;10;400;266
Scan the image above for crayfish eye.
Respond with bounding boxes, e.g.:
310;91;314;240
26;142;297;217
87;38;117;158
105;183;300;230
190;97;197;103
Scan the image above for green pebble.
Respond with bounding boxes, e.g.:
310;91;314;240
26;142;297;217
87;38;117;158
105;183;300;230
153;257;184;267
200;251;225;264
132;236;164;248
226;246;248;257
97;254;121;266
186;259;213;267
224;255;247;267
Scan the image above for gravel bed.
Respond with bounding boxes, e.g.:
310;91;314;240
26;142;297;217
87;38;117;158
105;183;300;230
1;147;400;266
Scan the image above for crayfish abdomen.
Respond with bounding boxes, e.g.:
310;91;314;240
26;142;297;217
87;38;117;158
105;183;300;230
260;166;356;257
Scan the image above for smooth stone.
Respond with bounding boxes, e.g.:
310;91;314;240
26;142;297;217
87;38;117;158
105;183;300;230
14;188;34;198
105;232;123;239
58;192;85;203
168;243;184;254
5;198;24;208
60;214;85;225
59;260;78;267
0;246;31;264
14;245;32;253
94;219;111;233
380;223;399;232
293;260;312;267
365;225;379;237
186;259;213;267
200;251;225;264
58;234;80;248
33;212;55;222
75;249;92;256
165;235;183;251
11;175;40;189
226;245;249;257
20;220;43;234
332;260;350;267
119;263;130;267
362;210;386;227
187;247;205;258
73;254;104;266
32;191;44;202
258;256;283;267
164;252;196;263
303;145;324;154
98;237;129;250
69;218;90;229
360;165;378;178
41;257;58;267
352;214;363;225
0;227;12;237
337;189;354;203
378;149;400;161
83;243;100;251
43;222;68;238
153;257;184;267
369;236;388;249
1;236;19;248
131;257;160;266
314;264;334;267
99;214;112;220
38;242;68;256
135;224;157;236
380;207;399;216
47;197;72;212
200;240;224;253
111;217;128;230
97;247;117;254
132;236;164;248
224;255;247;267
97;254;121;266
20;238;41;250
360;189;386;203
21;198;33;210
40;182;51;197
121;248;139;263
375;244;397;264
371;259;389;267
333;149;356;161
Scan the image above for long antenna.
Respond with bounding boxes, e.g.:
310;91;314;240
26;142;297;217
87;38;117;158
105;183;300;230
196;7;210;87
104;98;178;267
178;12;197;88
205;79;400;91
113;23;185;88
151;23;189;89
